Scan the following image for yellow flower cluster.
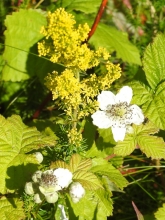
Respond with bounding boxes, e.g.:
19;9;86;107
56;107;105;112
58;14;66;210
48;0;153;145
45;64;121;118
38;8;110;71
40;8;122;121
67;128;83;147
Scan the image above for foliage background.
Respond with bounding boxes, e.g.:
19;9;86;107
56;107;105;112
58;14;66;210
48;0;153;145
1;0;165;220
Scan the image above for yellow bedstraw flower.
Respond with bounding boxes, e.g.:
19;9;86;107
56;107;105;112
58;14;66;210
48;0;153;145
38;8;110;71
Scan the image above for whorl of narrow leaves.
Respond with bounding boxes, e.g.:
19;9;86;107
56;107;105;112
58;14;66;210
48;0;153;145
0;115;56;194
143;34;165;89
154;203;165;220
0;197;25;220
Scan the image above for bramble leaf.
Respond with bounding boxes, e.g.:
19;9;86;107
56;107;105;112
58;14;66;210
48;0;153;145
67;189;113;220
0;115;55;194
73;170;102;190
69;154;92;173
91;158;128;190
114;136;137;157
155;203;165;220
0;197;25;220
130;81;165;130
89;24;141;65
143;34;165;89
67;191;97;220
114;122;165;159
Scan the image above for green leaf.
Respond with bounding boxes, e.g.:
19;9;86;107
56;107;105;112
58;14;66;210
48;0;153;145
0;197;25;220
2;9;47;81
73;170;102;190
114;120;165;159
130;81;165;130
61;0;102;13
89;24;141;65
95;189;113;218
135;123;165;159
91;158;128;190
69;154;92;173
66;191;97;220
114;135;137;157
143;34;165;89
138;135;165;159
155;203;165;220
67;189;113;220
0;115;52;194
50;160;69;170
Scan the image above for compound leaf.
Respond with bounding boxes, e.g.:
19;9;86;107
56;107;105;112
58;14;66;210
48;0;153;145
155;203;165;220
0;197;25;220
0;115;54;194
143;34;165;89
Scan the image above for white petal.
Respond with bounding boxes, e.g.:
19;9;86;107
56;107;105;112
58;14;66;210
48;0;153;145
91;110;112;128
111;127;126;142
98;91;116;110
130;105;144;125
115;86;132;104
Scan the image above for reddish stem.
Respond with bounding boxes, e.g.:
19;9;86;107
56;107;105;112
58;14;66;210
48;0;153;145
87;0;108;41
32;92;52;119
17;0;23;7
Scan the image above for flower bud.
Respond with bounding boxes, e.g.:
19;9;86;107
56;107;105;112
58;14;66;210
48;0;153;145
34;152;43;164
69;182;85;203
34;193;44;204
25;182;35;195
45;191;58;203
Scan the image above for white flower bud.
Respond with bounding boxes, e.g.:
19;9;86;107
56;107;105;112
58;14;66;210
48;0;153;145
69;182;85;203
34;193;43;203
32;170;42;183
25;182;35;195
34;152;43;164
45;191;58;203
53;168;73;189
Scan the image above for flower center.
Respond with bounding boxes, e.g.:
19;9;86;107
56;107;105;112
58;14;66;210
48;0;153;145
106;102;128;116
40;173;57;187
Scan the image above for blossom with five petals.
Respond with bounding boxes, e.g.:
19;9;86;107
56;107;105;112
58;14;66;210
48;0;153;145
91;86;144;142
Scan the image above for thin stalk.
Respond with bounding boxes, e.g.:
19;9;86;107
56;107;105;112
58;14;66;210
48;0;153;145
34;0;44;9
72;70;80;129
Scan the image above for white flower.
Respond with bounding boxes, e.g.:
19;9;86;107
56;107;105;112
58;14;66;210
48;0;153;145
34;152;43;164
39;169;61;191
53;168;73;189
91;86;144;142
69;182;85;203
58;204;68;220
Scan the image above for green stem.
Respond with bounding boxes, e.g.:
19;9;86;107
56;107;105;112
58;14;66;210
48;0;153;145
72;70;80;129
